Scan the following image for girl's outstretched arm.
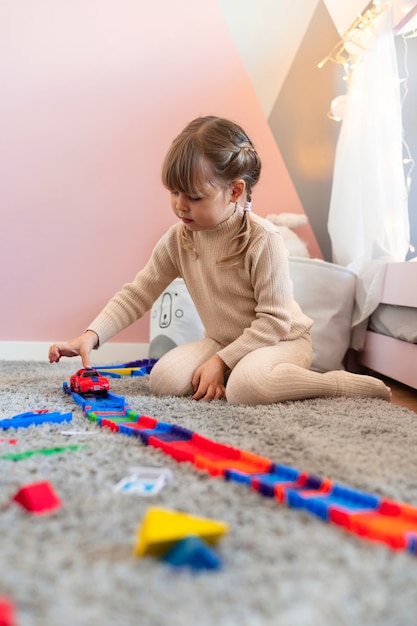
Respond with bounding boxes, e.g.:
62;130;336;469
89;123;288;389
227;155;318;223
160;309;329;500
48;330;99;369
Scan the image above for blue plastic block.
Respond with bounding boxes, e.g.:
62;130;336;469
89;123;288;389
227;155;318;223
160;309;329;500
170;424;194;438
125;358;157;373
270;464;301;482
99;371;122;378
0;411;72;430
286;484;381;521
162;535;223;571
406;533;417;554
131;368;147;377
118;421;165;438
330;484;380;509
70;391;88;408
252;465;302;495
78;394;128;416
285;490;329;520
148;432;190;443
139;430;163;445
94;358;157;375
253;472;298;498
224;467;295;496
118;424;136;436
224;469;252;484
225;464;302;494
152;421;174;432
134;425;172;445
149;425;193;444
303;475;324;490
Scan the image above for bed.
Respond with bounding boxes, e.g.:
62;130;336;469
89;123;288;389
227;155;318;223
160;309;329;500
358;261;417;390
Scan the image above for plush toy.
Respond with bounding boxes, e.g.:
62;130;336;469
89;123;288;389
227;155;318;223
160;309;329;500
266;212;310;258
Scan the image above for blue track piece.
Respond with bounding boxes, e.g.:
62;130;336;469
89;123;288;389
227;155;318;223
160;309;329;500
406;533;417;554
252;466;303;498
94;358;157;376
146;424;194;442
147;431;191;443
99;372;122;378
122;359;157;372
286;484;381;521
134;423;174;445
224;469;253;484
225;464;302;492
0;410;72;430
73;392;128;414
130;367;148;377
270;464;301;482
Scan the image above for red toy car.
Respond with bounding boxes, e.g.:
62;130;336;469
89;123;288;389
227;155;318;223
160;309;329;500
69;369;110;396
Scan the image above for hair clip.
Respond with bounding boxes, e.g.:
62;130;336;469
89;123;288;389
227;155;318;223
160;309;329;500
243;201;252;212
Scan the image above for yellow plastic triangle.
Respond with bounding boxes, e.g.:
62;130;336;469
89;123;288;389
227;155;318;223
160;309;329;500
134;507;229;557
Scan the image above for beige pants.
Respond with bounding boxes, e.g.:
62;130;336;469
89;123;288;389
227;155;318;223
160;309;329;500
148;335;391;405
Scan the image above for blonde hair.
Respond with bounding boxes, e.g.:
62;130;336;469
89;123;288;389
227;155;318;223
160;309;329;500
162;116;261;264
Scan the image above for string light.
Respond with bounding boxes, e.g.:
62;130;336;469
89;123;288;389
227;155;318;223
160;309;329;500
396;25;415;201
318;1;392;85
322;2;392;121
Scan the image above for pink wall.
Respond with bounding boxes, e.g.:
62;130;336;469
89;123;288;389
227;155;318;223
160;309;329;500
0;0;322;346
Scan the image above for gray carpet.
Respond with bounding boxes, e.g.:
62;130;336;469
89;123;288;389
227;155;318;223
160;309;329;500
1;359;417;626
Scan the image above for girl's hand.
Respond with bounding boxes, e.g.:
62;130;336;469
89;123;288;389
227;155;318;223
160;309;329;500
48;330;99;369
191;355;228;401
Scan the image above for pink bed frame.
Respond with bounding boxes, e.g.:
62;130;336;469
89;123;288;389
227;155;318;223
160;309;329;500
358;262;417;390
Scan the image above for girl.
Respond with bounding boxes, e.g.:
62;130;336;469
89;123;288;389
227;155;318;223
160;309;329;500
49;116;391;404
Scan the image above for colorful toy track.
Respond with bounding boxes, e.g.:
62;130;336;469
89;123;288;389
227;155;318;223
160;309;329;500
95;359;157;378
63;370;417;556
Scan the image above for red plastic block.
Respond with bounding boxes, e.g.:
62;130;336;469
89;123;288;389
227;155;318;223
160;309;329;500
148;437;197;463
100;419;120;432
164;439;237;460
137;415;159;429
379;499;417;520
12;481;61;514
191;433;242;459
329;501;417;550
346;512;409;549
0;597;17;626
271;472;322;503
194;450;272;477
117;415;160;437
119;422;144;432
147;431;272;476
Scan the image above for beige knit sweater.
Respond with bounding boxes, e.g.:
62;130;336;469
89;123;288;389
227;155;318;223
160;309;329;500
88;207;313;369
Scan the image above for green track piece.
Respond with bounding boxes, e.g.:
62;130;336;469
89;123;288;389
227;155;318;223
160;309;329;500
1;444;87;461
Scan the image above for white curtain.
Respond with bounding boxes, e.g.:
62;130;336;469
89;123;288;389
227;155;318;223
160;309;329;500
327;6;410;347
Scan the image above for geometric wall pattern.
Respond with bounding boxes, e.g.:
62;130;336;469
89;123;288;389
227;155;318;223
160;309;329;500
218;0;372;260
1;0;416;346
268;1;343;260
218;0;417;261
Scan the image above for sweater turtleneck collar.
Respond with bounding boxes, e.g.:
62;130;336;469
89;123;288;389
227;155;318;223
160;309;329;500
195;205;245;239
